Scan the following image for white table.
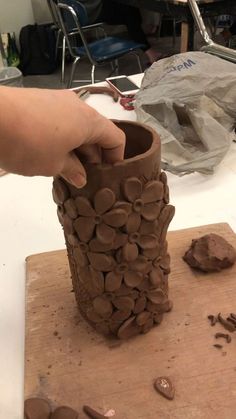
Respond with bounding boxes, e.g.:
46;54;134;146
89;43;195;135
1;73;236;419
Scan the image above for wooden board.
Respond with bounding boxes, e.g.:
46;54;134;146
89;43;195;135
25;223;236;419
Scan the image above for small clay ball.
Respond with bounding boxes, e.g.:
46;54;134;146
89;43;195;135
183;233;236;272
51;406;79;419
24;398;51;419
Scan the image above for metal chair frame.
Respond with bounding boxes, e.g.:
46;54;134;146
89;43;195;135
47;0;106;83
188;0;236;63
56;1;142;87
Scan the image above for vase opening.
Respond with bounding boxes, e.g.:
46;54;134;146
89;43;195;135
116;121;153;159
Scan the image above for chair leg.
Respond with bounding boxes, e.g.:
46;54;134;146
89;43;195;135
91;65;95;84
114;59;119;76
173;18;176;47
55;29;61;61
61;35;66;84
68;57;80;88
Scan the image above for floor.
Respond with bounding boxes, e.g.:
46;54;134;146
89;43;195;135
22;35;180;89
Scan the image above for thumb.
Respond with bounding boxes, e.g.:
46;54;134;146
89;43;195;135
60;152;87;188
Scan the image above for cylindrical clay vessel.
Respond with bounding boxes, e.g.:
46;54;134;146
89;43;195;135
52;121;175;339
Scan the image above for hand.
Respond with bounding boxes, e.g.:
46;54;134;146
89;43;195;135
0;87;125;187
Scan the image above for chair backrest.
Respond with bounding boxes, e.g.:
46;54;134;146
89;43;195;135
47;0;61;29
56;1;95;62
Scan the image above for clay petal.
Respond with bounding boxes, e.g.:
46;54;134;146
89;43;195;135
141;180;164;203
138;234;158;249
89;238;114;253
139;220;157;235
79;266;104;297
112;296;135;312
74;216;95;243
136;311;151;326
124;271;143;287
94;188;115;215
113;233;128;249
126;212;141;234
88;252;115;272
130;255;152;274
141;202;162;221
63;214;74;235
103;208;128;227
105;271;123;292
64;198;78;219
52;177;69;204
96;222;115;244
159;254;171;274
147;288;166;304
133;296;147;314
86;308;103;323
111;310;131;322
142;247;160;260
149;267;164;287
122;242;139;262
123;177;142;202
93;296;113;318
114;201;132;215
73;247;89;267
75;196;95;216
117;316;141;339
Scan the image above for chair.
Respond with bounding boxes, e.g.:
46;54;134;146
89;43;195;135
47;0;106;83
188;0;236;63
55;0;144;87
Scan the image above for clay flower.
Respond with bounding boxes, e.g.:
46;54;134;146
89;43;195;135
105;248;152;290
73;188;128;244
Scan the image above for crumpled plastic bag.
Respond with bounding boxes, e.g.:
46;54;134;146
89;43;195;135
135;51;236;175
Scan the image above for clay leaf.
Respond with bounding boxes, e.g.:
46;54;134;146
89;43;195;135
117;316;141;339
136;310;151;326
112;296;135;312
133;296;147;314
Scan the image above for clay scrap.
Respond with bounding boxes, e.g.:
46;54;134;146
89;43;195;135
183;233;236;272
24;399;78;419
24;398;51;419
154;376;175;400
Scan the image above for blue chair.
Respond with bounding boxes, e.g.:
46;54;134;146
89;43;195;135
47;0;106;83
55;0;144;87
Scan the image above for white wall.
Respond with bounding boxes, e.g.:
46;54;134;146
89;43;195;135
31;0;52;24
0;0;35;40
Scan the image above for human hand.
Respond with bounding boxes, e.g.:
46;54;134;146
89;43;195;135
0;87;125;187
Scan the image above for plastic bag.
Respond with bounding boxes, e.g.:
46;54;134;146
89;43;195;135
135;52;236;175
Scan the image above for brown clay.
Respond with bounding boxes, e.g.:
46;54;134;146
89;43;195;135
24;398;51;419
83;405;106;419
53;120;175;338
154;376;175;400
50;406;78;419
183;233;236;272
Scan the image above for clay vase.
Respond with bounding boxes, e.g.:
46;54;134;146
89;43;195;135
52;120;175;339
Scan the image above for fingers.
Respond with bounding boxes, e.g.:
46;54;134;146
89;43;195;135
88;117;126;164
60;151;87;188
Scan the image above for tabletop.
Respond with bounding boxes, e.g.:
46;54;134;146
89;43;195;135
1;73;236;419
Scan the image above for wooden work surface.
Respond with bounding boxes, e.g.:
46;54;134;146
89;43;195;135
25;223;236;419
